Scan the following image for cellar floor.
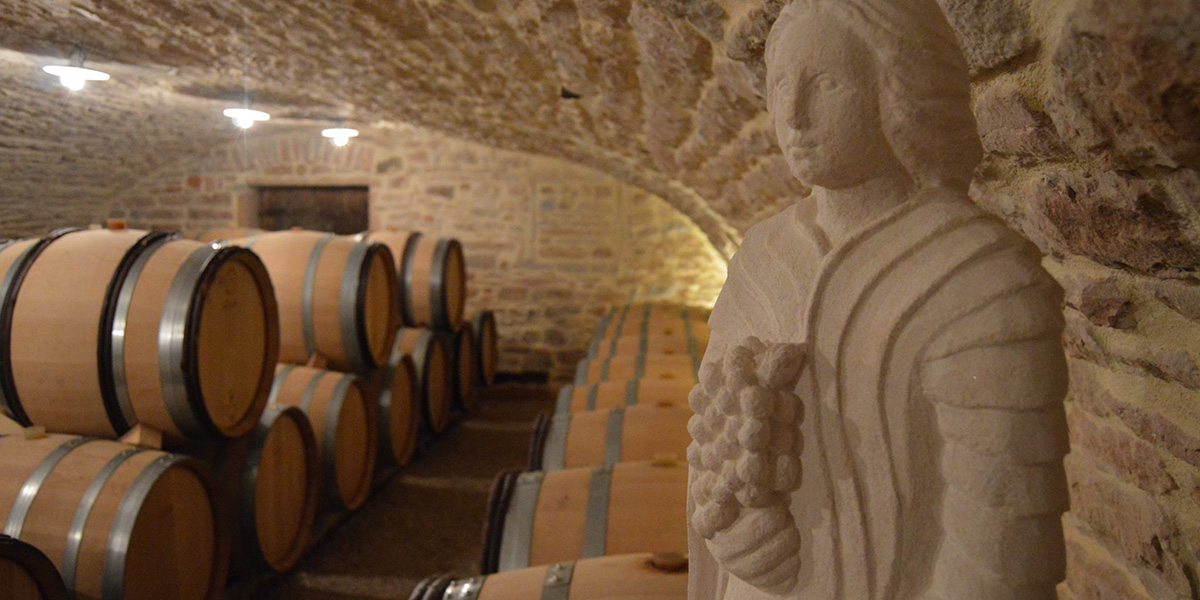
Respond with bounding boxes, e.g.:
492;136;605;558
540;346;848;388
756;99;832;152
256;383;554;600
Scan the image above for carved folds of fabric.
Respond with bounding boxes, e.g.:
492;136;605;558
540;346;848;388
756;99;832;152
691;193;1069;599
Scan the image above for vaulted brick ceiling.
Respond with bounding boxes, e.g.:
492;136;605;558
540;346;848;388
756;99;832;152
0;0;814;257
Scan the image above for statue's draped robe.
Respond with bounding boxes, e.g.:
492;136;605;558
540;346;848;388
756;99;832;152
689;192;1069;600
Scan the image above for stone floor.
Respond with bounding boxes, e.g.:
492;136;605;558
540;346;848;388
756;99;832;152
254;384;554;600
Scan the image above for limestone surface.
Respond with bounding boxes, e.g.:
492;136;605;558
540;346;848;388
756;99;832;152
689;1;1071;598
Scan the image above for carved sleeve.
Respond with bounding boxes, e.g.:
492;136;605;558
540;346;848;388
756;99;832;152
918;263;1070;599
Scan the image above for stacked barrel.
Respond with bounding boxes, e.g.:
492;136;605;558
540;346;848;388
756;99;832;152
193;227;499;468
426;302;703;599
0;221;503;599
170;227;393;583
356;230;498;435
0;225;283;600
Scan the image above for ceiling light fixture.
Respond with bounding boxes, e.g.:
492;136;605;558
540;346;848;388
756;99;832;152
223;108;270;129
322;127;359;147
43;65;109;92
44;46;109;92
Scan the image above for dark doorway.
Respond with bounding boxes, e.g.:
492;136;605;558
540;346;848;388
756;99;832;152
256;186;369;234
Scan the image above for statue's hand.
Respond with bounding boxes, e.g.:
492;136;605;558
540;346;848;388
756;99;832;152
687;337;808;594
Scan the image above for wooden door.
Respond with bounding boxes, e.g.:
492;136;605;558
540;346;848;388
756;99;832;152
257;186;369;234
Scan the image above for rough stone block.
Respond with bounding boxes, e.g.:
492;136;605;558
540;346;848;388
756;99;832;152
1064;453;1178;581
1066;403;1178;495
1068;359;1200;472
975;84;1070;160
936;0;1035;74
1063;518;1165;600
1025;168;1200;275
1048;0;1200;170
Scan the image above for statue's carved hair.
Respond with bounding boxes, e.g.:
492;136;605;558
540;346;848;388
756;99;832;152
765;0;983;191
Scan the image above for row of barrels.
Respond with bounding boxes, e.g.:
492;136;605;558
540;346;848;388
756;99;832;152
0;225;495;442
192;227;470;332
0;223;500;600
408;303;705;600
184;222;495;587
0;322;495;600
471;303;705;589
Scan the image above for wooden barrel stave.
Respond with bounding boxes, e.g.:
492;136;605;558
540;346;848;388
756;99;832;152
471;310;499;387
238;405;319;572
587;333;709;360
423;554;686;600
189;228;264;243
586;304;709;359
555;379;695;414
233;230;398;373
188;404;320;575
0;434;223;600
115;237;278;439
363;231;467;331
363;346;420;467
0;238;52;427
268;365;377;512
486;461;687;572
532;405;692;470
591;304;708;341
573;354;699;386
0;230;278;441
449;326;478;414
395;328;452;434
7;228;153;437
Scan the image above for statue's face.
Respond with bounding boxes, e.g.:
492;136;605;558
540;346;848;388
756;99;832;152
767;13;893;189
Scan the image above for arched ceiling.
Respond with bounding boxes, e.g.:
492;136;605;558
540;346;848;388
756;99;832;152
0;0;806;257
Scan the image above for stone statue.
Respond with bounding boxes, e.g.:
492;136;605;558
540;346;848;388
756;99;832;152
686;1;1071;599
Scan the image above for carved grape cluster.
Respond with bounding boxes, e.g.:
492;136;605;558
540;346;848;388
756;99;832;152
688;337;808;540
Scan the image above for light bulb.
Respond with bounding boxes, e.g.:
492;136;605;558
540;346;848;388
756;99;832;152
322;127;359;147
223;108;270;130
43;65;109;91
62;75;86;91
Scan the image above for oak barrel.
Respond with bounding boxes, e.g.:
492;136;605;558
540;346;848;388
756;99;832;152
572;354;699;386
593;304;708;337
0;535;68;600
471;310;499;387
362;344;420;467
529;405;692;470
395;328;452;434
0;230;279;440
589;304;710;359
230;230;399;373
268;365;377;511
190;405;319;574
447;326;479;414
587;332;708;361
482;461;687;573
416;554;686;600
189;228;263;243
555;379;695;413
0;434;224;600
360;231;466;331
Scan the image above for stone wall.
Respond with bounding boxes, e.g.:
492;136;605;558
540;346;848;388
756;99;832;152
948;1;1200;597
105;126;727;381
